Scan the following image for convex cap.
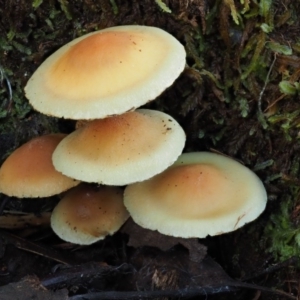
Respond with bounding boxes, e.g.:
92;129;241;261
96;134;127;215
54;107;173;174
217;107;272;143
124;152;267;238
52;109;186;185
51;184;129;245
0;134;79;198
25;25;186;119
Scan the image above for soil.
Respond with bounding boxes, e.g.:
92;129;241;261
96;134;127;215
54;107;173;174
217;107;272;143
0;0;300;299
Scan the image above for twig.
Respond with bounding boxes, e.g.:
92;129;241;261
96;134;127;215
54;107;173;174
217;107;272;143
258;53;277;114
0;212;51;229
0;196;10;215
69;281;296;300
241;256;298;281
41;262;114;287
69;286;234;300
257;53;277;129
0;66;13;113
0;229;74;265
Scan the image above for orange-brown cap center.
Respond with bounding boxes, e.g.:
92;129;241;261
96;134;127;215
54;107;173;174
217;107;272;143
145;164;246;219
58;185;125;237
66;111;171;165
46;30;166;100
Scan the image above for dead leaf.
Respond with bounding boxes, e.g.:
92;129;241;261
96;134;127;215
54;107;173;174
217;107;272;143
122;218;207;263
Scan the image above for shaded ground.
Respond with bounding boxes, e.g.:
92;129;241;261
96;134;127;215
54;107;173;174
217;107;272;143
0;0;300;299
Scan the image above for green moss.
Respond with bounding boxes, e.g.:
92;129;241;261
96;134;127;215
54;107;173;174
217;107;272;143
265;196;300;261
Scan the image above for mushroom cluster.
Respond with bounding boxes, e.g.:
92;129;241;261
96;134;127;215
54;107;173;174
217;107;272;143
0;25;188;244
0;25;268;245
25;25;187;188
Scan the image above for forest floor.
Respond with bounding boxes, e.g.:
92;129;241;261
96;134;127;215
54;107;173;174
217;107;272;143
0;1;300;299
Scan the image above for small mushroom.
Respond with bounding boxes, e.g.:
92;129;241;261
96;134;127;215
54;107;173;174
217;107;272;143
0;134;79;198
25;25;186;120
50;184;129;245
124;152;267;238
52;109;186;185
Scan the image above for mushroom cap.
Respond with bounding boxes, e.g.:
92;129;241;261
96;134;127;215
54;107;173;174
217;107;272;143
124;152;267;238
50;184;129;245
25;25;186;119
52;109;186;185
0;134;79;198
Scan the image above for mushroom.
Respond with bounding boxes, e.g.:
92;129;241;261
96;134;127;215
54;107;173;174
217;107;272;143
124;152;267;238
52;109;186;186
50;184;129;245
0;134;79;198
25;25;186;119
